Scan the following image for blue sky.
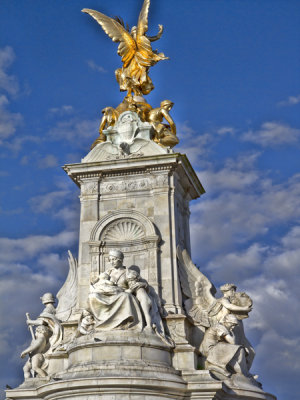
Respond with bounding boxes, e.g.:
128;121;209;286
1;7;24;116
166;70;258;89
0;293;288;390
0;1;299;399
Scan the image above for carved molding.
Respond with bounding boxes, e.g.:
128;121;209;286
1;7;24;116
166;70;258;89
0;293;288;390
100;174;169;195
90;209;157;241
103;219;145;242
81;181;99;195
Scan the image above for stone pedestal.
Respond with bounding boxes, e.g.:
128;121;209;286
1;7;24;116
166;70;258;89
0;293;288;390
6;113;276;400
63;152;204;316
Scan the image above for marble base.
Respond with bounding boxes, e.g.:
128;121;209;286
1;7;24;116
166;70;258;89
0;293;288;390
6;331;276;400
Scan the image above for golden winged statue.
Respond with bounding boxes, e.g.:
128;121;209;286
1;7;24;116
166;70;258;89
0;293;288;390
82;0;168;98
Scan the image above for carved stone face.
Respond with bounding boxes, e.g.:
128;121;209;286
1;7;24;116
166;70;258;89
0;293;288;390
223;288;235;298
224;320;237;330
109;255;123;269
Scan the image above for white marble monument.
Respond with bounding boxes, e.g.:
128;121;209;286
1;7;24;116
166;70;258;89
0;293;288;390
6;109;276;400
6;1;277;399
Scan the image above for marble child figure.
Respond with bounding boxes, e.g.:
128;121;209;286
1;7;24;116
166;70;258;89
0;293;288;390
20;325;50;379
125;268;153;331
78;310;95;335
90;271;122;295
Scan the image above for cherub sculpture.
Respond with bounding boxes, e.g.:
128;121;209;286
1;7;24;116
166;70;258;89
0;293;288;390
20;325;50;379
177;246;255;374
82;0;168;98
77;310;95;336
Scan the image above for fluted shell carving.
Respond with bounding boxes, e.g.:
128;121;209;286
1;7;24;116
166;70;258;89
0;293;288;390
103;220;145;241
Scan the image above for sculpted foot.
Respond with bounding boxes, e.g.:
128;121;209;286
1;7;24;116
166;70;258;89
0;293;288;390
143;326;153;333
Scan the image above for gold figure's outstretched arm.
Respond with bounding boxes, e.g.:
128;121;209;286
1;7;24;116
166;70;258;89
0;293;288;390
82;8;136;67
161;108;176;135
147;24;164;42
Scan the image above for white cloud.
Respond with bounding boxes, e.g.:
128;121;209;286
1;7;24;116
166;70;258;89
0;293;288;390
0;94;22;143
49;105;74;115
199;153;260;194
0;230;77;263
0;46;19;95
28;185;80;230
216;126;235;135
3;135;40;154
87;59;107;73
191;163;300;262
48;117;99;146
242;121;300;146
37;154;58;169
206;243;268;283
176;121;214;164
0;47;24;147
280;225;300;249
29;190;71;213
54;206;80;231
277;94;300;107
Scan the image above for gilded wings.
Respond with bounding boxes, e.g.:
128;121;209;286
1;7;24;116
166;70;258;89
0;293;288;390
81;8;136;67
82;0;167;97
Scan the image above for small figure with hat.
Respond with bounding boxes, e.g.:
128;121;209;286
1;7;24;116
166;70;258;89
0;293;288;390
25;292;63;356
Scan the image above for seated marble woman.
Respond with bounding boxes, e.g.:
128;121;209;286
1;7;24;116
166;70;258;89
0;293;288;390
88;250;143;331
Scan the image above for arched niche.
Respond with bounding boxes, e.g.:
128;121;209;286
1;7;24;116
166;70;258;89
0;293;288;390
89;210;160;291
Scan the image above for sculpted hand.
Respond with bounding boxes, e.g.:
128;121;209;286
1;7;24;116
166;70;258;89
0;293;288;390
20;351;27;359
90;273;99;285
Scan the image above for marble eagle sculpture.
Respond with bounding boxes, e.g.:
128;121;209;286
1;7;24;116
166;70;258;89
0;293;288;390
82;0;168;97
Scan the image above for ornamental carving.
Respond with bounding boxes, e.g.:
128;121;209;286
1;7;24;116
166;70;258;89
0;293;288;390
101;174;169;195
102;219;145;242
81;181;99;195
